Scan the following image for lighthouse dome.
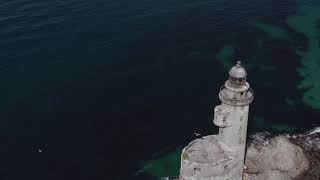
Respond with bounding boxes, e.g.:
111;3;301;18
229;61;247;78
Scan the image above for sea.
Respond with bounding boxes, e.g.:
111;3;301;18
1;0;320;179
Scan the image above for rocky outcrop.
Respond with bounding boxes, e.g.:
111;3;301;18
161;128;319;180
245;136;308;179
289;128;320;180
245;128;320;180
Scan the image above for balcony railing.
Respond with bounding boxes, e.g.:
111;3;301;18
219;86;254;106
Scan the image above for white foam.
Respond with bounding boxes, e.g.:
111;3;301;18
308;127;320;135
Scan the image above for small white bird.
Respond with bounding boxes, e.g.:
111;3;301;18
194;132;201;137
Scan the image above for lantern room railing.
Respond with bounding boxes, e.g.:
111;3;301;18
219;86;254;106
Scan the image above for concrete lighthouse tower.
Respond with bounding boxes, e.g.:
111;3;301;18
179;61;253;180
214;61;254;168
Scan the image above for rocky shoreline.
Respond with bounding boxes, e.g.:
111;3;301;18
160;128;320;180
245;127;320;180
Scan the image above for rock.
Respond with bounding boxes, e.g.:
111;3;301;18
162;128;320;180
245;136;309;179
268;136;309;177
251;170;291;180
245;146;263;174
288;128;320;180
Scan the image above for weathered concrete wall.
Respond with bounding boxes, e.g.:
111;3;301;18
179;135;243;180
217;104;249;148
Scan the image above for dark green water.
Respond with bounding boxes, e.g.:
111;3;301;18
1;0;320;179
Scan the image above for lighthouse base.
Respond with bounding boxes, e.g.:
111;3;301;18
180;135;243;180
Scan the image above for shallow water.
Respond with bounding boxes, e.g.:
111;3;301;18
1;0;320;179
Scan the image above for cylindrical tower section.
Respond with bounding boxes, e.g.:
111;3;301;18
217;104;249;149
214;61;253;166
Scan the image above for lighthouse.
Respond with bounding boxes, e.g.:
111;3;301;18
214;61;253;168
179;61;253;180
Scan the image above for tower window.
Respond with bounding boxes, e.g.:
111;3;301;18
229;76;246;87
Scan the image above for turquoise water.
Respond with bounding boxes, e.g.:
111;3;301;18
1;0;320;179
